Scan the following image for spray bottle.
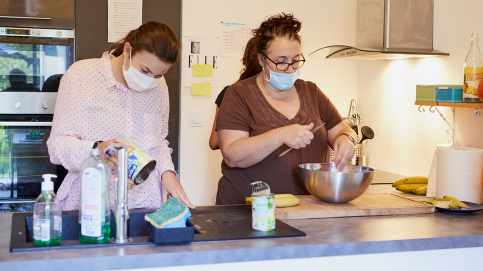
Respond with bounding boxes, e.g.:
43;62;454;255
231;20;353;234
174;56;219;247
79;146;111;243
33;174;62;246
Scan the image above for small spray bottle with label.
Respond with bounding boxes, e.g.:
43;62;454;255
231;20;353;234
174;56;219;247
79;146;111;243
33;174;62;246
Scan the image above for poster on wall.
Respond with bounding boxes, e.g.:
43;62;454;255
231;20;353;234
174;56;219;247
183;36;220;95
221;21;253;58
107;0;143;43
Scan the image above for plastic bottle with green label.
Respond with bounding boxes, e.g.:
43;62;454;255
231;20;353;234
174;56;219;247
33;174;62;246
79;147;111;243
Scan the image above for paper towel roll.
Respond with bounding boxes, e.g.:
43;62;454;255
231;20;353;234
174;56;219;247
428;147;483;204
426;150;438;198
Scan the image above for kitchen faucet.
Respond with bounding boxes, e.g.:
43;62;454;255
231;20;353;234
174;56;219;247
112;146;130;243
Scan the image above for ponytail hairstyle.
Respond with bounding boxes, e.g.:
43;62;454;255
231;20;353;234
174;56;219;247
109;21;180;64
252;13;302;56
238;36;262;81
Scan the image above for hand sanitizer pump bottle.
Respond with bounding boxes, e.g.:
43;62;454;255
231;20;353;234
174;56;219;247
33;174;62;246
79;147;111;243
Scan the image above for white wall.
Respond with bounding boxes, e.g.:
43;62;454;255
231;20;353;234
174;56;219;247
358;0;483;176
179;0;358;205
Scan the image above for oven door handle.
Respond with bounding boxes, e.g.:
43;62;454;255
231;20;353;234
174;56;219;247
0;121;52;126
0;15;52;20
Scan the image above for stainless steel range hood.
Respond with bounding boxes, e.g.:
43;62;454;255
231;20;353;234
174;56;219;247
311;0;449;60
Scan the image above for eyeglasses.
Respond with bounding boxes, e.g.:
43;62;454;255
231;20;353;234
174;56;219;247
263;54;305;72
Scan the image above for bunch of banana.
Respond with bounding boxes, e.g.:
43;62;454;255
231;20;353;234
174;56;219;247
420;196;469;210
412;186;427;195
392;176;428;195
246;194;300;208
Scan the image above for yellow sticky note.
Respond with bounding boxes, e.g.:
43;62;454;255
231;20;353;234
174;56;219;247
191;83;212;96
192;64;213;77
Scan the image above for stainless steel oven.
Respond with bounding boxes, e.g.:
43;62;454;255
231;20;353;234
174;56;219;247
0;25;74;211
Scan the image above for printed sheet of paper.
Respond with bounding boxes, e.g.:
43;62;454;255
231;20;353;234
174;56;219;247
183;36;220;88
221;22;253;57
108;0;143;43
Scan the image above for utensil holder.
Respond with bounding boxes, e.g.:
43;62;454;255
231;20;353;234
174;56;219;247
356;156;369;167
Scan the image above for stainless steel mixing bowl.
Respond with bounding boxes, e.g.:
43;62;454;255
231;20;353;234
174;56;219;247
299;163;374;203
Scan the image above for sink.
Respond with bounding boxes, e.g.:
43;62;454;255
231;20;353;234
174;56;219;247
10;205;305;252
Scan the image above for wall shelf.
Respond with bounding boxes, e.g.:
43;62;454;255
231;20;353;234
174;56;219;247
416;100;483;146
414;101;483;108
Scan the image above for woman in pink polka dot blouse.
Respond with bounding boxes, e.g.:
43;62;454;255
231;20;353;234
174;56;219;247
47;22;195;211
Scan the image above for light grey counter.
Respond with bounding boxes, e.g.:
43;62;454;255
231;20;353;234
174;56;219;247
1;184;483;270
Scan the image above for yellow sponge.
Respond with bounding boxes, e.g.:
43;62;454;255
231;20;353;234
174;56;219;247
144;198;190;229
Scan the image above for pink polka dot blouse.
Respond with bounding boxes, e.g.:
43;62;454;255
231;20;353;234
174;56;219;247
47;55;175;211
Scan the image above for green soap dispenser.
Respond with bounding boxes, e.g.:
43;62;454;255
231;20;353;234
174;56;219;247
33;174;62;246
79;147;111;243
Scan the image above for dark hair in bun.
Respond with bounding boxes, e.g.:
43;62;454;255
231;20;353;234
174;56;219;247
109;21;180;64
252;13;302;56
238;36;262;81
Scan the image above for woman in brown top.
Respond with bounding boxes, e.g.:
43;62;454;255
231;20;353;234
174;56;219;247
215;13;357;205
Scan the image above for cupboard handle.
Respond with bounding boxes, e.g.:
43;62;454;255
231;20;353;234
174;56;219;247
0;16;51;20
0;122;52;126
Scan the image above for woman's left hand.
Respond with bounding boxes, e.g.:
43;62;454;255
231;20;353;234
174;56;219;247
332;134;356;171
161;171;196;209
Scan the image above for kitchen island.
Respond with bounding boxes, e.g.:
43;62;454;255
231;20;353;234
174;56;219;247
1;184;483;270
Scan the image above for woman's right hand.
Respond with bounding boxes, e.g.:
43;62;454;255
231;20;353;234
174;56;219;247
278;122;315;149
97;137;131;166
218;122;316;168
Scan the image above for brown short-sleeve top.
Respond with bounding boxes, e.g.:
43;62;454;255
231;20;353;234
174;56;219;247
215;76;343;205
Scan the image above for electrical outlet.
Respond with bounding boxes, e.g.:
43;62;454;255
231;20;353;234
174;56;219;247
189;112;204;127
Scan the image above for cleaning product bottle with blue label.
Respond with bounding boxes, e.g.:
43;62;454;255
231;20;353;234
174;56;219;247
79;146;111;243
33;174;62;246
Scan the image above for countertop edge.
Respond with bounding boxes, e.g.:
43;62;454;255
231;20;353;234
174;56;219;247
1;235;482;270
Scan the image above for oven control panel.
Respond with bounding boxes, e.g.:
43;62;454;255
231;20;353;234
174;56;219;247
0;92;57;114
0;27;74;39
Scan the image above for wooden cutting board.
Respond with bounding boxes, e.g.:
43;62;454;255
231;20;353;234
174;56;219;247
275;193;434;220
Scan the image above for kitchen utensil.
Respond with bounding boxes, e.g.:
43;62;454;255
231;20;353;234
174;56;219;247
343;117;354;127
278;122;326;157
343;118;358;134
359;126;374;143
347;99;361;138
351;126;358;135
342;118;359;135
298;163;374;203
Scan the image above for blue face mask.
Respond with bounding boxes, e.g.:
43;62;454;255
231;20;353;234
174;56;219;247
263;63;301;90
